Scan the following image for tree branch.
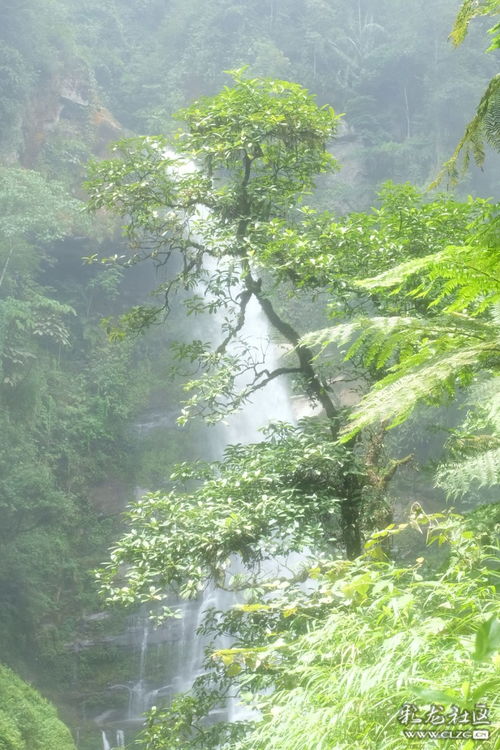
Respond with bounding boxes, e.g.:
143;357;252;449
249;366;303;394
246;273;339;426
216;288;252;354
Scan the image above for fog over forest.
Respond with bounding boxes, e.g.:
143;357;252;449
0;1;499;749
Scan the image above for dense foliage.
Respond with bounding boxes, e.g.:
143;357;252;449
0;665;75;750
0;1;498;749
140;510;500;750
304;197;499;437
98;420;361;604
88;64;500;750
0;160;151;667
240;511;500;750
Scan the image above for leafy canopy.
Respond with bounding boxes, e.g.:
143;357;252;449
97;420;360;605
302;198;500;439
85;70;344;426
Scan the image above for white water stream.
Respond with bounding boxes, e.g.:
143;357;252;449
97;293;299;749
97;152;301;749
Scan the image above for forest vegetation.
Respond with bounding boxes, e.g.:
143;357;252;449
0;1;498;750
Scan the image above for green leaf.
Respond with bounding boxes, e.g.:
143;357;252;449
411;686;461;705
473;615;500;661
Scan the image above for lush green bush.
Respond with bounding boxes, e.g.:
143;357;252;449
140;510;499;749
0;664;75;750
233;510;500;750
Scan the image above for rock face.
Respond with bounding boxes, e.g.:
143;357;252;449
14;66;123;170
0;47;127;750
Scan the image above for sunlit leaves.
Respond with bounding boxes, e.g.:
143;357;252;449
98;419;358;605
253;183;483;291
141;512;500;750
234;513;500;750
301;196;500;440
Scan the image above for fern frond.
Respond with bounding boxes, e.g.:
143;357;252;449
435;446;500;498
433;0;500;184
301;317;384;351
432;74;500;185
450;0;494;46
356;253;445;292
303;314;493;367
339;340;500;440
492;303;500;330
357;230;500;316
484;86;500;148
466;375;500;426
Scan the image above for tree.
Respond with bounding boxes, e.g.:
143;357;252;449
86;69;378;558
303;192;500;504
87;71;499;602
88;70;500;750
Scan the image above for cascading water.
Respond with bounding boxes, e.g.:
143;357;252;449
101;729;125;750
94;293;298;747
94;153;301;747
129;613;150;720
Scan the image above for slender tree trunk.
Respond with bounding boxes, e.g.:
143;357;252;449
247;274;363;558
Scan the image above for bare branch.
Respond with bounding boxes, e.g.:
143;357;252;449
248;366;303;394
216;288;252;354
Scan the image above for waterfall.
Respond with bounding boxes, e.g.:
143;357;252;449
227;295;296;438
158;290;298;719
101;731;111;750
128;614;149;719
106;285;298;735
95;154;301;742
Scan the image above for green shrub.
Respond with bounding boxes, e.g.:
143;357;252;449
0;664;75;750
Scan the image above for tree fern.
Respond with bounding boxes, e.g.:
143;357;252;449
433;0;500;183
301;198;500;440
343;340;498;437
436;446;500;499
303;308;498;437
435;376;500;499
